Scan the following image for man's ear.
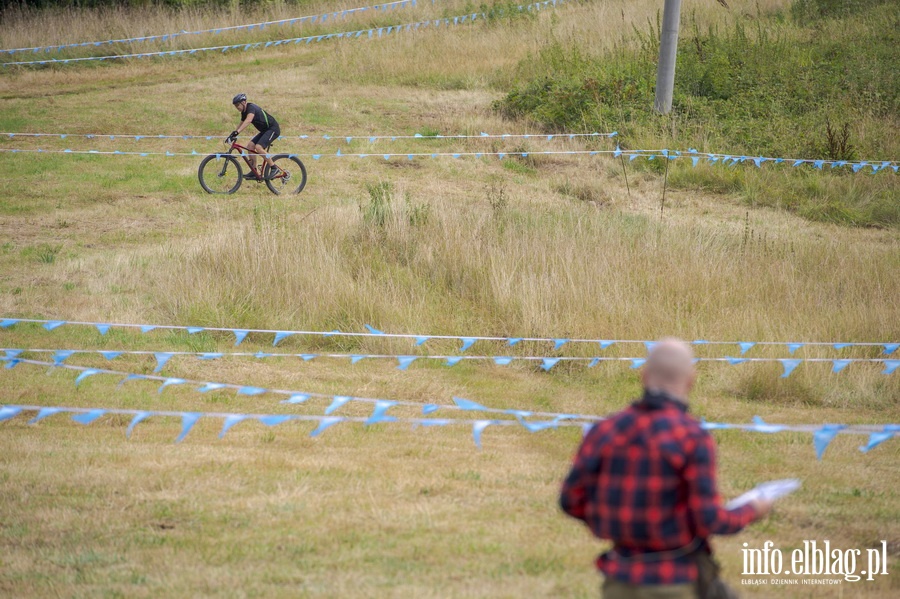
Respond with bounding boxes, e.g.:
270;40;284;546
686;370;697;393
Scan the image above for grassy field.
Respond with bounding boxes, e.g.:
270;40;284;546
0;0;898;597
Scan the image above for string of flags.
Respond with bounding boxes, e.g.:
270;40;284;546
1;357;600;423
0;131;617;142
0;399;895;459
0;403;559;448
3;318;897;356
2;358;897;457
0;147;645;160
0;147;632;158
5;133;892;176
1;0;566;67
1;402;894;457
1;0;421;55
616;148;899;174
0;146;894;174
4;348;898;376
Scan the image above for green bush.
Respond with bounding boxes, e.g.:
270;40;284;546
495;2;899;226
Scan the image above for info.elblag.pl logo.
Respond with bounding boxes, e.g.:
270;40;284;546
741;541;890;586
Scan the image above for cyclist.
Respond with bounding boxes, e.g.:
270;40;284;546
228;93;282;179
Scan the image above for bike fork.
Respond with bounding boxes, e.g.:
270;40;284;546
218;151;236;177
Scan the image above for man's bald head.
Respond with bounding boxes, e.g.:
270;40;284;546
642;338;696;401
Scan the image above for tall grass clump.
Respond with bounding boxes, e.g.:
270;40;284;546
359;181;431;233
155;198;900;344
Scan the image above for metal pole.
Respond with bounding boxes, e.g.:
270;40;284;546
654;0;682;114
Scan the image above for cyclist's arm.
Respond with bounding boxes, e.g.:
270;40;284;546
235;113;254;136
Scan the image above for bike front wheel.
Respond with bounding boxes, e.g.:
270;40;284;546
265;154;308;195
198;153;243;194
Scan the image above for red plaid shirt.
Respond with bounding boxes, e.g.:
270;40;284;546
560;390;758;585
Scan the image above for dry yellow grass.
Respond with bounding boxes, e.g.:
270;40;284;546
0;0;438;52
151;188;898;346
327;0;796;87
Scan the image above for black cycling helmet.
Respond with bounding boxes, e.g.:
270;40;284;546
232;93;247;105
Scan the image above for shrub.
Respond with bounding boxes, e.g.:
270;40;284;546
494;3;899;227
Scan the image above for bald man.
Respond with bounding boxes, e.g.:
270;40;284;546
560;338;772;599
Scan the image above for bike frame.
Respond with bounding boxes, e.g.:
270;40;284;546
226;140;285;182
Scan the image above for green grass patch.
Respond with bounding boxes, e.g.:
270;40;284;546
20;243;62;264
500;159;534;175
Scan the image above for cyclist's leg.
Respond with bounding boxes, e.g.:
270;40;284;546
247;132;265;172
255;128;280;169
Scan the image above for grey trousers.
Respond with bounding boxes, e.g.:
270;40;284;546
603;577;697;599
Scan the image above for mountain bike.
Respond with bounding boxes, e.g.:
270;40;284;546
197;137;307;195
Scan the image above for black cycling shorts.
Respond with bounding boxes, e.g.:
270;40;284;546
252;126;280;150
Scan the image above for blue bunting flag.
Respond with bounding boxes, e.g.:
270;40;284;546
541;358;561;371
325;396;352;415
454;397;488;411
832;359;852;373
310;417;343;437
780;359;802;378
366;400;397;425
397;356;417;370
153;352;173;373
472;420;492;449
72;409;105;425
814;424;845;460
126;411;152;438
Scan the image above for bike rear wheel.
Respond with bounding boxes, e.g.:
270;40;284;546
265;154;308;195
198;153;243;194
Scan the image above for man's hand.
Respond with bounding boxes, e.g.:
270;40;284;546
750;498;774;519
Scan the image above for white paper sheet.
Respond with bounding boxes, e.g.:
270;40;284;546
726;478;801;510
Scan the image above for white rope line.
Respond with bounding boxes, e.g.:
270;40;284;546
3;348;894;365
2;317;896;350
